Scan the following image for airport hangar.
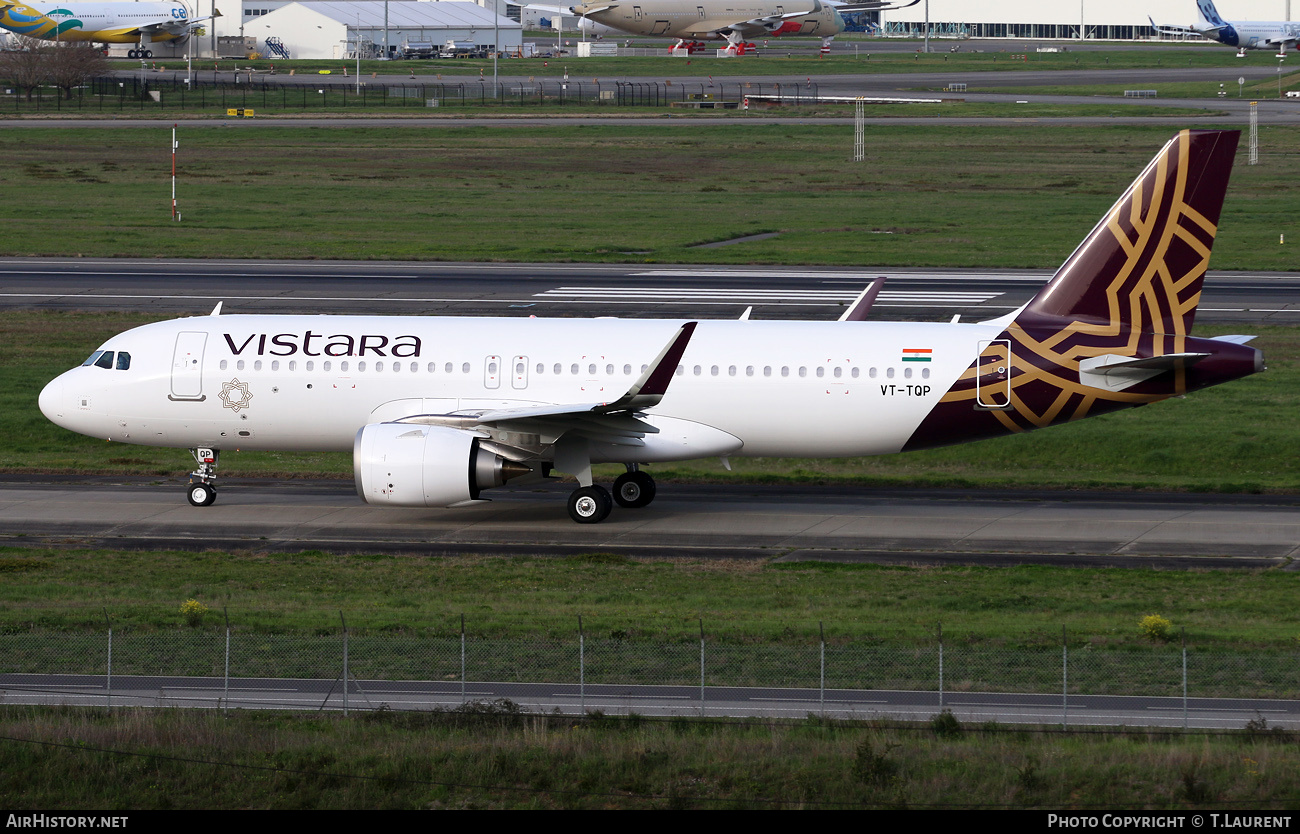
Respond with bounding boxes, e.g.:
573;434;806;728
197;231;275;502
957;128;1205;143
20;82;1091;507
881;0;1294;40
180;0;1289;60
215;1;520;61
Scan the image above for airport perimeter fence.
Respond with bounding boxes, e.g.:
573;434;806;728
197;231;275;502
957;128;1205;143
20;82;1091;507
1;624;1297;728
1;75;823;113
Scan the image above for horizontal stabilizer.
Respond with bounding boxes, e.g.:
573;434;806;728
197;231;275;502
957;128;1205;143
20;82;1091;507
1078;352;1208;392
1210;334;1257;344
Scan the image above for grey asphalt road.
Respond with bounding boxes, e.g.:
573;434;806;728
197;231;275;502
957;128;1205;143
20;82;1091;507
3;477;1296;566
3;670;1295;728
5;258;1300;325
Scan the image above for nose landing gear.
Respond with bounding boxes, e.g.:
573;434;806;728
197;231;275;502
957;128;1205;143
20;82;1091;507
186;447;218;507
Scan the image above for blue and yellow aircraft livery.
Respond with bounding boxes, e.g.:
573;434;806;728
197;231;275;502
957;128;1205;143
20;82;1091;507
0;2;211;55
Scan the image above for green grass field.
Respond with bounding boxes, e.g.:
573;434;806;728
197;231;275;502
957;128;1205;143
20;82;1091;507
4;707;1297;809
0;123;1297;268
3;545;1298;644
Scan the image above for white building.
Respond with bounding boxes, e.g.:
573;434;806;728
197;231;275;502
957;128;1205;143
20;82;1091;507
211;0;518;59
882;1;1294;41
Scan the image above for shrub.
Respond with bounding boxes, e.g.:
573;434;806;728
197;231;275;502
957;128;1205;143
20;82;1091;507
179;599;210;627
1139;614;1173;642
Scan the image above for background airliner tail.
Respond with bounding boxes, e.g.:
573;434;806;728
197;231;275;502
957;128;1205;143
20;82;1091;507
1017;129;1239;338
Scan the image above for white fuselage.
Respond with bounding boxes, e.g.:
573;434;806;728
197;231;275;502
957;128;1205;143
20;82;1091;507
0;2;192;44
39;314;994;461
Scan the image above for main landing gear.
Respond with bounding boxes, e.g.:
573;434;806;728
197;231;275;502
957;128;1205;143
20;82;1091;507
127;49;154;59
186;447;218;507
566;466;657;524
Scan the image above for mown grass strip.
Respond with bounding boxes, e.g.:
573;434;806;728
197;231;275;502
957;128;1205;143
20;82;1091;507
1;706;1297;809
0;123;1296;268
1;547;1297;646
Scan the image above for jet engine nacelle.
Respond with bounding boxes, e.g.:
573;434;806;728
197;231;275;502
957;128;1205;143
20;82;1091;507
354;423;527;508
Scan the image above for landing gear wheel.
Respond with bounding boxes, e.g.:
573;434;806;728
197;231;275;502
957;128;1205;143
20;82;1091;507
613;471;656;509
128;49;138;58
187;483;217;507
568;485;612;524
143;49;153;59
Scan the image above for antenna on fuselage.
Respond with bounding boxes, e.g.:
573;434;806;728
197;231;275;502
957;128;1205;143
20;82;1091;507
209;302;223;316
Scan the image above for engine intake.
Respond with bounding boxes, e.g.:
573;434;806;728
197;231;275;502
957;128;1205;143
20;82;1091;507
354;423;529;507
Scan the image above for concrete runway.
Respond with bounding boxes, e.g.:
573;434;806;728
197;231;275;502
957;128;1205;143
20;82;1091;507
5;258;1300;325
3;476;1296;565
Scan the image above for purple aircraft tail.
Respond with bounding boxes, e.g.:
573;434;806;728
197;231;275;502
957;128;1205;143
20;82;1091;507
904;129;1261;452
1016;129;1238;336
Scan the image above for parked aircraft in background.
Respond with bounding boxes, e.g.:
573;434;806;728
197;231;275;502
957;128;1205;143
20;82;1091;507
1151;0;1299;57
0;1;214;58
40;131;1261;524
524;0;917;54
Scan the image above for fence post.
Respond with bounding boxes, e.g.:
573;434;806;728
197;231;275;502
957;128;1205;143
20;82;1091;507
699;618;705;716
819;621;825;717
579;614;585;715
1062;625;1069;730
1182;627;1188;730
937;621;944;710
104;609;112;712
460;614;466;705
223;607;231;715
340;611;349;717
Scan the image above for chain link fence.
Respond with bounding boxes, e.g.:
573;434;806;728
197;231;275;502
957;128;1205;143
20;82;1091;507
2;75;822;113
0;622;1296;728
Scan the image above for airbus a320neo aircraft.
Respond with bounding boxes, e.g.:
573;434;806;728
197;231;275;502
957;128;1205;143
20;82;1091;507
1151;0;1299;57
41;130;1262;524
0;1;213;58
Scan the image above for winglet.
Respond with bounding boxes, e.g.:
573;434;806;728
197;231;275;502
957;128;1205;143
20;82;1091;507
210;301;223;316
838;277;885;322
597;321;697;412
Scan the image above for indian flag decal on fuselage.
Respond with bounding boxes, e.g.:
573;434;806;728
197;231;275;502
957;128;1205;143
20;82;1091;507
902;348;932;362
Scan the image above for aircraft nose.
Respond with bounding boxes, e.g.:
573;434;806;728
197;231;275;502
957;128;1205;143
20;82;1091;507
39;376;64;424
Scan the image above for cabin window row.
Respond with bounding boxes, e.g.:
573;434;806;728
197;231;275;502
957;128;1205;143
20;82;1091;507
215;358;930;380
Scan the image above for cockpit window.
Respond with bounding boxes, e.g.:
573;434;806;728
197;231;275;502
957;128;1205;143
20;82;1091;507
81;349;130;370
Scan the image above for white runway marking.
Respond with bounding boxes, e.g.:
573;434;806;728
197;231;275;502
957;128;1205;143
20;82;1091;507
536;287;1002;305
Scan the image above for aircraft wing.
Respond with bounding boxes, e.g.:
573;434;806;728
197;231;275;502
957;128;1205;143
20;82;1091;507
1148;16;1216;36
137;15;215;37
833;0;919;11
396;322;697;440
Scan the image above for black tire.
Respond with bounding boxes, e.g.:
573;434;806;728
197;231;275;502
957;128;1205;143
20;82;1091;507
567;485;612;524
187;483;216;507
143;50;153;59
613;471;656;509
127;49;138;59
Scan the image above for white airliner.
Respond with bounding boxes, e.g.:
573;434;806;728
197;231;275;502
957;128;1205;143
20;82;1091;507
40;130;1262;524
0;1;213;58
1151;0;1299;57
524;0;917;55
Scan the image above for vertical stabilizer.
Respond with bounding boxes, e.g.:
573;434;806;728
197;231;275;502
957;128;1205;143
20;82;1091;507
1197;0;1226;27
1018;129;1238;337
904;130;1258;453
